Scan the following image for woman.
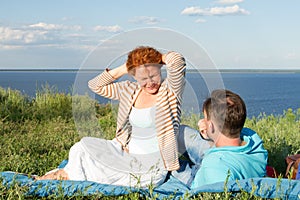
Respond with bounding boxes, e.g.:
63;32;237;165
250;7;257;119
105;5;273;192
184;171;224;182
37;46;187;187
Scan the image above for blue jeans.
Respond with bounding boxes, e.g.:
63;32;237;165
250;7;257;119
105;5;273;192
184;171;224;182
172;125;211;186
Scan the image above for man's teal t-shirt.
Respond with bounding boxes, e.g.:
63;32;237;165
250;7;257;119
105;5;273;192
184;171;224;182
191;128;268;189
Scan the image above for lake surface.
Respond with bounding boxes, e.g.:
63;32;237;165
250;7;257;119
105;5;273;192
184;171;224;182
0;70;299;118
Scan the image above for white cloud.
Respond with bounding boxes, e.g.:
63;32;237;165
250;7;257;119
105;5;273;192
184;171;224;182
29;22;63;30
215;0;244;5
0;27;22;41
0;43;23;50
93;25;123;33
61;16;74;21
0;22;121;52
0;22;84;49
195;18;206;23
129;16;162;25
0;26;47;45
284;52;297;60
28;22;82;31
181;5;250;16
181;7;203;16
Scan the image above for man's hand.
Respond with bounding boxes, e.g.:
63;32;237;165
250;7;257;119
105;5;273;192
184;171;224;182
198;119;208;140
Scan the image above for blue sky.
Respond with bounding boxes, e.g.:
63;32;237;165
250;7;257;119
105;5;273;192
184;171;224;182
0;0;299;69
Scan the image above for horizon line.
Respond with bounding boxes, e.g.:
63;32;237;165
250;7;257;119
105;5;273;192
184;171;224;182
0;68;300;73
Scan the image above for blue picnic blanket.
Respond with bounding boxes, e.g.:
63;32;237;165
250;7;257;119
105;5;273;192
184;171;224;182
1;161;300;199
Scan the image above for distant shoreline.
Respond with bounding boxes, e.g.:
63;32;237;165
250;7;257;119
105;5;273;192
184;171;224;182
0;68;299;73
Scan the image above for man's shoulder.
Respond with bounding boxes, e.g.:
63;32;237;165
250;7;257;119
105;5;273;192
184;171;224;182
241;127;264;142
241;127;257;136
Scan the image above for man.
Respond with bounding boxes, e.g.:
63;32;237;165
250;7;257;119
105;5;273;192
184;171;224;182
191;89;268;188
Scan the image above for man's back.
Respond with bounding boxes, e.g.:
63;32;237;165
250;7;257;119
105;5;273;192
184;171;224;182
191;128;268;188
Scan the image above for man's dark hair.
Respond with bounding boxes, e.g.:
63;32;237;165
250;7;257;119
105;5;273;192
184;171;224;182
202;89;247;138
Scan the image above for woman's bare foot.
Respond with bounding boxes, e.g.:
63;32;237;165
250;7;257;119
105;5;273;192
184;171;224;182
35;169;69;180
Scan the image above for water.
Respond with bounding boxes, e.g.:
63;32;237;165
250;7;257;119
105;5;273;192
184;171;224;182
184;72;300;117
0;71;77;96
0;70;299;118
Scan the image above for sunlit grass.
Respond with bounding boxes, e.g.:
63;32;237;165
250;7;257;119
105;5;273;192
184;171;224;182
0;86;299;199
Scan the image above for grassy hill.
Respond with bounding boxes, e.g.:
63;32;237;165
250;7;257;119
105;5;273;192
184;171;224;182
0;86;299;199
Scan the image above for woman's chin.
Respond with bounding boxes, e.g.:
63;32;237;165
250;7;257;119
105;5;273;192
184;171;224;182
145;88;159;94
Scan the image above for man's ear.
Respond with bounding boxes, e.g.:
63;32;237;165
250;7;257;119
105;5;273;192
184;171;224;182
208;121;215;134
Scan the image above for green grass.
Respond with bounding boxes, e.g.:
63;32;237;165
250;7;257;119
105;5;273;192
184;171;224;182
0;86;299;199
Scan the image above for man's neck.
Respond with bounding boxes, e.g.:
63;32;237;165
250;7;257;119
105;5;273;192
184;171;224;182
215;133;243;147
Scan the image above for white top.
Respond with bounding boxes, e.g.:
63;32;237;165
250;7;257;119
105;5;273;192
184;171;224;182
128;106;159;154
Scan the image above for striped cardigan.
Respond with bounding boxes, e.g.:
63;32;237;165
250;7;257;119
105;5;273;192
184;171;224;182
88;52;186;171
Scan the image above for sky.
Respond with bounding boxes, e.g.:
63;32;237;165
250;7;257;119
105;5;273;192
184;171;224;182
1;0;300;70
